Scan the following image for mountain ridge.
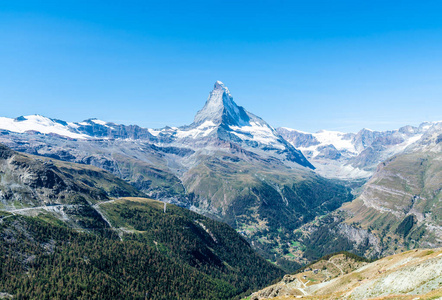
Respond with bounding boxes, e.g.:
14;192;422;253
0;82;313;169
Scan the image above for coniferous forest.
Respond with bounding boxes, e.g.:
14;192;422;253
0;199;284;299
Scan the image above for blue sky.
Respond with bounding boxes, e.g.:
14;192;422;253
1;1;442;132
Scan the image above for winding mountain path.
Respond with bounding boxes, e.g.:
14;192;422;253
329;260;344;276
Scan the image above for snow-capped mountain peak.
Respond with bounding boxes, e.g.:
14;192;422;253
0;82;314;169
213;80;228;91
186;81;314;168
79;118;109;126
193;81;250;127
313;130;356;153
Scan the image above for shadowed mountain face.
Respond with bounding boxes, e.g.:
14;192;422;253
193;80;251;127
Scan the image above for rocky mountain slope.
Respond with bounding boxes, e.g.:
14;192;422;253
0;143;144;230
0;132;188;202
249;248;442;300
341;132;442;255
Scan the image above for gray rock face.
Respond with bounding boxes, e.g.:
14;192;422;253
75;119;156;140
277;127;320;148
0;144;143;206
337;223;381;255
0;135;188;202
352;128;386;153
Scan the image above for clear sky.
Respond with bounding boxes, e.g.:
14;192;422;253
1;1;442;133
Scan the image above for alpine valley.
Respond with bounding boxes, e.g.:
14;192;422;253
0;81;441;299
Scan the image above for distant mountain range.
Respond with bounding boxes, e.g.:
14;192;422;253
2;88;440;183
1;81;441;269
278;121;442;179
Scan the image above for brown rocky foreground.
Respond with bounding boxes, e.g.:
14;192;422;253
249;248;442;300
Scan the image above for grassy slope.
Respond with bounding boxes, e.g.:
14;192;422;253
249;248;442;300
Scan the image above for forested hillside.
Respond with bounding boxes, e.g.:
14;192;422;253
0;198;284;299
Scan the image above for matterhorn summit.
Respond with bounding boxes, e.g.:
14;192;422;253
0;81;314;169
193;81;252;127
180;81;314;168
